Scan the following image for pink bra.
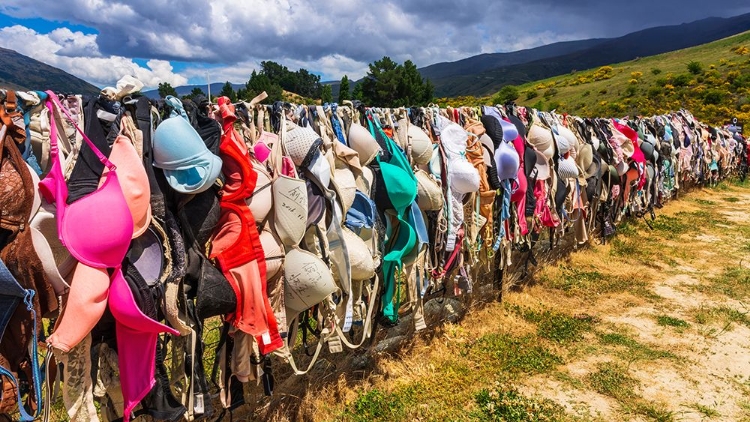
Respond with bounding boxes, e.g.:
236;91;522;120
38;94;132;268
41;92;178;420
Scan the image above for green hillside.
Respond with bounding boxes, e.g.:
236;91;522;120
440;31;750;126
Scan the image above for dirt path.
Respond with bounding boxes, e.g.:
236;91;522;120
261;180;750;422
517;183;750;422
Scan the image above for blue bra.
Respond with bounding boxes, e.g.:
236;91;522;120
0;259;43;422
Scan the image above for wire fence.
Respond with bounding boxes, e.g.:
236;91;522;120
30;174;748;421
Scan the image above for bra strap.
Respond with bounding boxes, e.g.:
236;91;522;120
45;91;115;171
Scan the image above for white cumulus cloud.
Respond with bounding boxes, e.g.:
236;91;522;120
0;24;188;88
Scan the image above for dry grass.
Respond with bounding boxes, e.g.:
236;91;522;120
232;179;750;422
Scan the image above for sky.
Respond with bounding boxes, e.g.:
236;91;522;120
0;1;749;90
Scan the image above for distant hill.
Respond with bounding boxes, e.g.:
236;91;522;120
439;30;750;128
428;13;750;97
515;30;750;127
142;82;245;99
0;47;99;94
419;38;607;82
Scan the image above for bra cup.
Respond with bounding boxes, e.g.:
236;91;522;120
383;215;416;263
105;134;152;238
379;161;417;213
63;173;134;268
108;269;179;421
109;270;179;335
246;161;272;224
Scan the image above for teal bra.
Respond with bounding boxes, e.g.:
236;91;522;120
366;111;417;323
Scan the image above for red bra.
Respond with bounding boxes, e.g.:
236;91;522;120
210;97;282;355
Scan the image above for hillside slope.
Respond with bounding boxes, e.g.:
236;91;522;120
0;47;99;94
432;13;750;98
511;31;750;126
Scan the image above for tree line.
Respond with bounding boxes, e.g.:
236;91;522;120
157;56;434;107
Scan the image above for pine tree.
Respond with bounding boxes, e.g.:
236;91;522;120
158;82;178;98
352;83;363;101
338;75;350;103
244;71;283;104
360;57;433;107
321;85;333;104
219;81;237;102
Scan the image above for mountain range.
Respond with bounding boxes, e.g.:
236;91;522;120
0;47;99;94
2;13;750;100
424;13;750;97
141;82;245;99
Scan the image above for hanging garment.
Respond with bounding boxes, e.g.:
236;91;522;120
41;93;178;420
0;108;57;420
209;97;283;355
367;110;417;323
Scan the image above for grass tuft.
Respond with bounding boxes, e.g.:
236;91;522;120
344;384;419;422
694;198;716;206
474;333;563;374
474;384;567;422
651;214;691;235
633;402;675;422
587;362;639;401
541;266;643;296
511;306;596;343
598;332;676;360
690;402;720;418
656;315;690;329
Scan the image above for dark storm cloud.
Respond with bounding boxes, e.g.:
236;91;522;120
1;0;749;81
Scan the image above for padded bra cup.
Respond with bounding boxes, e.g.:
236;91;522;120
379;161;416;213
40;173;132;268
384;216;416;262
109;270;178;334
39;101;133;268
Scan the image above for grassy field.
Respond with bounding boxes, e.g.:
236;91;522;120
251;178;750;421
438;31;750;127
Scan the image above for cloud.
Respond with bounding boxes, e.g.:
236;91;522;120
0;0;611;80
0;24;188;88
1;0;749;84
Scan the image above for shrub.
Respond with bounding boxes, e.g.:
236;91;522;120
599;88;608;95
625;85;637;97
582;90;591;97
672;74;691;87
543;88;558;98
703;89;726;105
687;61;703;75
630;71;643;80
655;78;668;87
608;102;625;113
492;85;520;105
732;74;750;89
593;66;615;81
647;86;662;98
525;90;539;100
651;68;662;75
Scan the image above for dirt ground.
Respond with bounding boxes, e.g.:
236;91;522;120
248;180;750;422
